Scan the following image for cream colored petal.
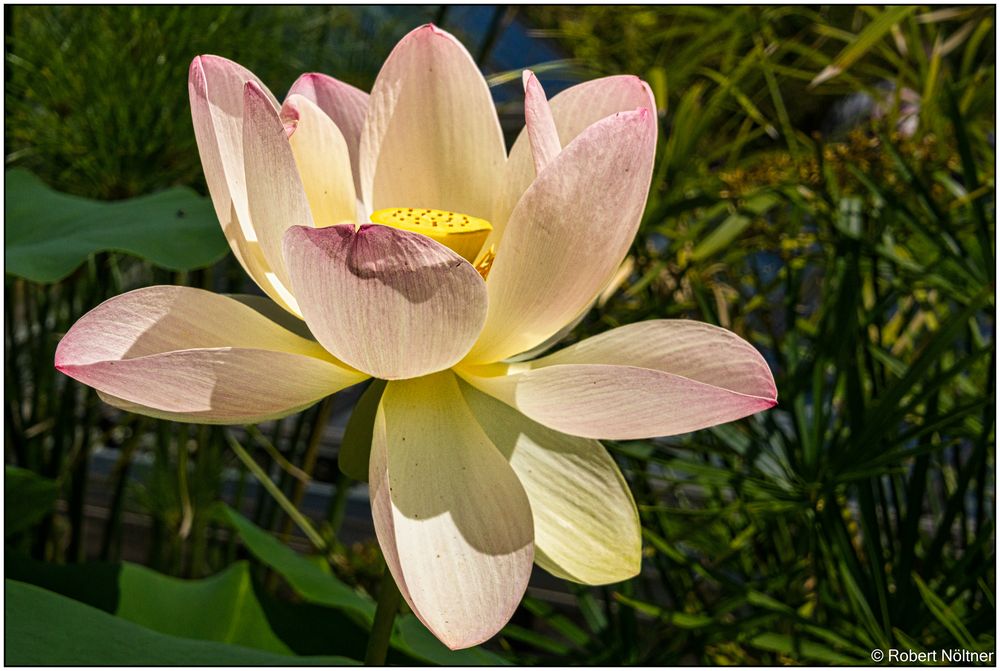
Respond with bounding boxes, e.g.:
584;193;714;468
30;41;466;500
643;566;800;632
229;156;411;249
522;71;561;174
243;81;315;294
492;74;655;243
512;364;776;440
188;55;278;240
467;109;657;364
505;257;635;364
359;24;505;219
370;372;534;650
287;72;369;198
75;350;350;424
188;56;297;314
461;320;776;440
282;224;487;380
55;286;365;424
281;94;357;228
460;380;640;585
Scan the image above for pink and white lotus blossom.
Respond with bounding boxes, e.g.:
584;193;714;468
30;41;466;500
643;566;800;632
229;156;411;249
55;25;776;650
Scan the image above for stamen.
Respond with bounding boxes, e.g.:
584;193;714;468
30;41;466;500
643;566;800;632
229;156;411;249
473;245;496;279
370;207;493;263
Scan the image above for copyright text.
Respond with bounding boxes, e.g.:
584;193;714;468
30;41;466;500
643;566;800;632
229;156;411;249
871;648;994;664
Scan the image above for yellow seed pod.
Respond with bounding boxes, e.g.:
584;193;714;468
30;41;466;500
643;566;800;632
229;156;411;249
370;207;492;263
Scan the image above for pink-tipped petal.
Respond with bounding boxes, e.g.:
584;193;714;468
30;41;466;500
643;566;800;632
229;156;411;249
281;94;357;228
492;75;655;242
358;24;505;219
522;71;561;175
188;55;300;314
188;56;278;236
370;372;534;650
462;320;776;440
55;286;365;424
287;73;369;198
468;108;657;364
243;81;315;294
283;224;488;380
514;364;776;440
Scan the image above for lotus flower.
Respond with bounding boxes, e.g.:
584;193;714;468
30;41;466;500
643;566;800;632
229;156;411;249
55;25;776;650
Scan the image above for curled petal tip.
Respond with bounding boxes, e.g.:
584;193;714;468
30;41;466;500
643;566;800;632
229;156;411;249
53;336;74;371
280;97;302;120
411;22;454;41
639;80;656;110
243;79;265;99
187;57;206;92
279;96;302;137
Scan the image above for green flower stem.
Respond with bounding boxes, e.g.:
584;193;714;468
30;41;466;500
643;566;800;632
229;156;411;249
325;471;353;543
224;430;326;551
365;568;402;666
279;396;334;541
246;425;310;484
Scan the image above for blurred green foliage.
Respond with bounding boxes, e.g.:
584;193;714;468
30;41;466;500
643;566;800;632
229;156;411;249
4;5;436;198
4;4;995;666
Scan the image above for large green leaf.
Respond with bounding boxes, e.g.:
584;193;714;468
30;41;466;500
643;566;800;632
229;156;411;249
6;552;371;661
215;505;374;618
4;466;58;537
5;580;357;665
215;505;509;665
116;562;291;653
5;555;297;653
393;614;510;666
4;168;228;283
5;553;122;612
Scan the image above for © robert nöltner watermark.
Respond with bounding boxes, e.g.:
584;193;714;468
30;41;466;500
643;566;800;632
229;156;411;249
871;648;995;664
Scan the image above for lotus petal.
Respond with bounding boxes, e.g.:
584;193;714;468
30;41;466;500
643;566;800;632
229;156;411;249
281;94;357;229
359;24;505;219
287;72;369;197
55;286;364;424
243;81;315;295
492;74;655;242
460;381;640;584
522;71;561;174
468;109;657;363
370;372;533;649
461;320;777;439
283;224;487;380
188;56;297;313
